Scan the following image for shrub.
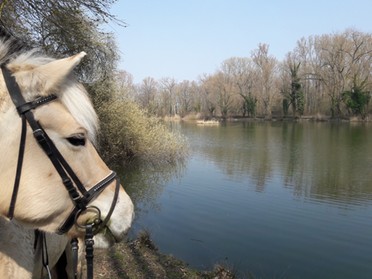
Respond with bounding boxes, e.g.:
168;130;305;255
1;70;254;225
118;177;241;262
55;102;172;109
342;84;370;119
94;92;188;167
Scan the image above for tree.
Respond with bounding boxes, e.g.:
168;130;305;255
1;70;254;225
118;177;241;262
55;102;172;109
242;94;257;117
200;74;218;117
342;78;371;118
222;57;257;117
0;0;121;82
138;77;158;115
292;36;324;114
288;29;372;118
215;72;234;118
217;60;241;118
281;55;304;117
251;43;278;118
115;70;136;99
176;80;193;117
189;81;203;114
159;77;177;116
313;30;372;118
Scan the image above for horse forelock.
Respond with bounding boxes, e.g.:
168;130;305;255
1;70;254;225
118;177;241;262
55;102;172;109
59;84;99;143
0;38;98;143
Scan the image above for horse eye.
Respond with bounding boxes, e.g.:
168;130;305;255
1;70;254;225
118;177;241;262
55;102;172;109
66;135;86;146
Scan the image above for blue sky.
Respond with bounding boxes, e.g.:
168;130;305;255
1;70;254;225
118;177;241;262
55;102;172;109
106;0;372;83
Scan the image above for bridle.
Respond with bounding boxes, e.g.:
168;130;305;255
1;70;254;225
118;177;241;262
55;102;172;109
1;64;120;278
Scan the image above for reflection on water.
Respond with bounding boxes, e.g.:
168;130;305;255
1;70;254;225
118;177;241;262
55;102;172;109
124;121;372;279
186;121;372;203
119;160;186;212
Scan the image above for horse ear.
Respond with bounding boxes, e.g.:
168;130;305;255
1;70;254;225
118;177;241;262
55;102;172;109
35;51;86;93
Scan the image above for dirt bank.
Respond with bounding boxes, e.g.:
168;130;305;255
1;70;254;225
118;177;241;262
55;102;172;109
93;231;236;279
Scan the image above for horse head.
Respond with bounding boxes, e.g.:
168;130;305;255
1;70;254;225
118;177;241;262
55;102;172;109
0;39;134;246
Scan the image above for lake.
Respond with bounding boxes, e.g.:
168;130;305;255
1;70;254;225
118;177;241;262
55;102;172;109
124;121;372;279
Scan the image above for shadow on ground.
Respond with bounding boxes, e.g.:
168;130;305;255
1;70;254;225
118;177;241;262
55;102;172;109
93;231;237;279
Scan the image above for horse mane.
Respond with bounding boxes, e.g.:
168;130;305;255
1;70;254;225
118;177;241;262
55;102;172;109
0;32;98;142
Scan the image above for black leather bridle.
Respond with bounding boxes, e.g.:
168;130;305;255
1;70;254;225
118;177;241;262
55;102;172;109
1;64;121;278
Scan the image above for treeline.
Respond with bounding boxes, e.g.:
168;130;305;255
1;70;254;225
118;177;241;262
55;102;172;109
121;29;372;120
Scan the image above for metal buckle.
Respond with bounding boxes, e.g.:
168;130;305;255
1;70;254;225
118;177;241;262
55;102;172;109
74;206;102;232
33;128;46;142
33;129;53;155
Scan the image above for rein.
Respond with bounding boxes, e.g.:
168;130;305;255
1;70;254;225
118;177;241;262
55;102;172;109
1;64;120;279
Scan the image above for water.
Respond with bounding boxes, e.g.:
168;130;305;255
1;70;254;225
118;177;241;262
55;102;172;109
125;121;372;279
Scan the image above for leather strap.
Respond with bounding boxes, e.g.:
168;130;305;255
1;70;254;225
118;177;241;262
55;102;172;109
85;224;94;279
71;238;79;279
8;115;26;218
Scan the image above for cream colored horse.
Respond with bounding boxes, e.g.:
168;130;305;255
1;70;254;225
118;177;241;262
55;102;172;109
0;38;134;278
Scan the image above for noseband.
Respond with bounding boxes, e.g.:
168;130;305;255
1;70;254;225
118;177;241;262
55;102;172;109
1;64;120;234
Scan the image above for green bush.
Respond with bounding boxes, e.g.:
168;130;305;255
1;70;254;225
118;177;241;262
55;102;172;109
342;84;370;118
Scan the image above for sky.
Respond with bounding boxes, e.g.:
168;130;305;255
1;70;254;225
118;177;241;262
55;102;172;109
106;0;372;83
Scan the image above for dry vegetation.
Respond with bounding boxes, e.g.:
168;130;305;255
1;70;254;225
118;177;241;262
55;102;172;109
86;78;188;167
95;97;188;167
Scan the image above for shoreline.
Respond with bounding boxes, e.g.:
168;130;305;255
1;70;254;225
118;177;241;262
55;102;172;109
93;231;237;279
164;113;372;123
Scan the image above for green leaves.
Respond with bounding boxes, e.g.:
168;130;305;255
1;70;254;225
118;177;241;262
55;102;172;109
342;82;371;118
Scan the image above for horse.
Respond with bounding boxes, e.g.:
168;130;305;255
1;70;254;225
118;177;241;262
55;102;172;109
0;35;134;278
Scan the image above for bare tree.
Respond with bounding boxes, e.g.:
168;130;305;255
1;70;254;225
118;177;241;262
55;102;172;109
200;74;218;118
217;60;243;118
292;36;324;114
138;77;158;114
189;81;203;114
251;43;278;118
159;77;177;116
222;57;257;117
176;80;193;117
115;70;136;100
